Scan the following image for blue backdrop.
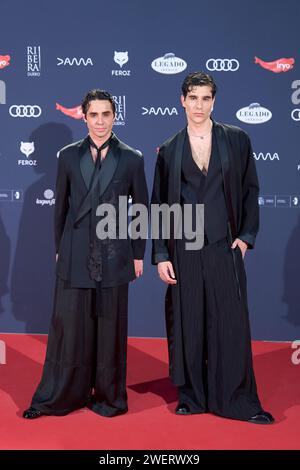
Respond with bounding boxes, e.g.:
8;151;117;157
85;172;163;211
0;0;299;340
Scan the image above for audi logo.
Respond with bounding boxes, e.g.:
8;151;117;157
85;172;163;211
206;58;240;72
291;109;300;121
9;105;42;118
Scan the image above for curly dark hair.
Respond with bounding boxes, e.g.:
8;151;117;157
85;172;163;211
181;72;217;98
81;89;116;115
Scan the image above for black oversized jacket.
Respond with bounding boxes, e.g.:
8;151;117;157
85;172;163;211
55;134;148;288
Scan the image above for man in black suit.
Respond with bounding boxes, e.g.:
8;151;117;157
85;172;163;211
23;89;148;418
152;72;274;424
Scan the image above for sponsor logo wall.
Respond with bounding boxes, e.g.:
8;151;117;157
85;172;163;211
0;0;299;341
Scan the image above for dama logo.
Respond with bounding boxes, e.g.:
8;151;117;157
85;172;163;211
142;107;178;116
57;57;93;66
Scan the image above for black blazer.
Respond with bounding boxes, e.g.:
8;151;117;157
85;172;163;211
152;121;260;264
55;134;148;288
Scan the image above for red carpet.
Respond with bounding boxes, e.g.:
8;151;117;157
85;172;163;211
0;334;299;450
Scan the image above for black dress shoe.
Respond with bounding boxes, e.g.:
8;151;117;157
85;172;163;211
23;407;44;419
248;411;274;425
175;403;192;415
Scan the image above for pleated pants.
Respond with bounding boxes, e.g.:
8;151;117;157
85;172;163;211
176;237;263;420
31;278;129;417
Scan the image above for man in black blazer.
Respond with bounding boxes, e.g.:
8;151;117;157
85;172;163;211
152;72;274;424
23;89;148;418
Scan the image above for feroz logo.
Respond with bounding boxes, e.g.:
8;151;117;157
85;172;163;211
36;189;55;206
0;55;10;69
56;103;83;120
0;80;6;104
114;51;128;68
236;103;272;124
112;51;131;77
18;142;37;166
113;95;126;126
151;53;187;74
57;57;93;66
206;58;239;71
9;105;42;118
27;46;41;77
255;56;295;73
142;107;178;116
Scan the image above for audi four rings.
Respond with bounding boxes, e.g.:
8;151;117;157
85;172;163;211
206;59;240;71
9;105;42;117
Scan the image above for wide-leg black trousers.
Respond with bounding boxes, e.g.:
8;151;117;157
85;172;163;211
176;237;262;420
31;278;128;417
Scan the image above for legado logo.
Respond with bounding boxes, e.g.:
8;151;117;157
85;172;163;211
236;103;272;124
142;107;178;116
151;53;187;74
255;56;295;73
57;57;93;66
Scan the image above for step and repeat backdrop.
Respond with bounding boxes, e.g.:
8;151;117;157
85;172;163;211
0;0;299;340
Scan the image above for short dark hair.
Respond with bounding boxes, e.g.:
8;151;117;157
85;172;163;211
181;72;217;98
81;89;116;115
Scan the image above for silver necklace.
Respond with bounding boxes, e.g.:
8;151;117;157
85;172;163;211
188;123;213;140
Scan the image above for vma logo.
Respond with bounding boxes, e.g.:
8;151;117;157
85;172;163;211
113;95;126;126
142;106;178;116
27;46;41;77
0;80;6;104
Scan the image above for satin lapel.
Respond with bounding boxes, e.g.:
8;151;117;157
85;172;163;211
214;121;237;237
76;136;91;191
80;147;94;190
74;139;121;225
172;127;186;203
